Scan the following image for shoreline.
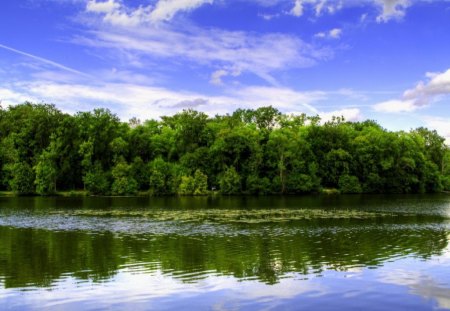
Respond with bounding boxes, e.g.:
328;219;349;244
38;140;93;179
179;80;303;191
1;190;448;198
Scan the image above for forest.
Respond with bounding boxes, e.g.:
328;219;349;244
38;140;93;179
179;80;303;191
0;102;449;196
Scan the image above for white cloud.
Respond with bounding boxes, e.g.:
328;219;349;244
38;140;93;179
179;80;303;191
86;0;120;14
284;0;415;22
373;99;417;113
1;80;364;123
286;0;343;18
329;28;342;38
258;13;280;20
290;0;304;16
86;1;153;27
210;69;228;85
0;88;30;107
74;16;330;85
314;28;342;39
403;69;450;99
230;85;326;114
320;108;362;122
360;13;368;22
86;0;214;25
150;0;213;22
374;0;411;22
314;32;326;38
210;67;241;85
314;0;326;16
373;68;450;112
423;116;450;144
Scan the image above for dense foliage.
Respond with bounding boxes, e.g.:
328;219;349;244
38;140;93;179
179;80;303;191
0;103;449;195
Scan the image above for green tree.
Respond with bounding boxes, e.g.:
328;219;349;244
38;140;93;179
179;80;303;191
149;158;177;195
83;162;110;195
443;148;450;190
75;108;124;172
178;176;195;195
161;109;209;156
266;128;292;193
9;162;35;195
220;166;241;194
110;137;128;163
246;174;271;195
193;169;208;195
324;149;352;187
0;103;447;196
111;160;138;195
339;175;362;194
178;170;208;195
131;157;150;190
34;150;57;195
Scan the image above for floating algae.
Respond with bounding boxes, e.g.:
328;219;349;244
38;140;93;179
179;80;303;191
51;209;399;224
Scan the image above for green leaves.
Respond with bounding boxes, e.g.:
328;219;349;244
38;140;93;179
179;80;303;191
0;103;447;195
338;175;362;194
8;162;34;195
34;150;57;195
111;160;138;195
178;170;208;195
219;166;241;195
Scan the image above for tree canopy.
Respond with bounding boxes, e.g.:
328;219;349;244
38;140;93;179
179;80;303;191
1;103;449;195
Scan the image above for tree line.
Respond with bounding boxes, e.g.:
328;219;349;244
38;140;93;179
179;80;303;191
0;102;449;196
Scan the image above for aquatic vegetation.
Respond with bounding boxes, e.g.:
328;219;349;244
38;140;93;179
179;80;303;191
52;208;398;224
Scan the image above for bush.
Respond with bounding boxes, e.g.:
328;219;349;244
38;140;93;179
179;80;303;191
286;173;315;193
178;170;208;195
112;177;138;196
219;166;241;195
178;176;195;195
9;162;34;195
83;162;110;195
34;151;57;195
441;175;450;191
193;170;208;195
111;160;138;195
338;175;362;194
246;174;270;194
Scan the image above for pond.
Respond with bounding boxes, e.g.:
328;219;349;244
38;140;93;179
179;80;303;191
0;194;450;310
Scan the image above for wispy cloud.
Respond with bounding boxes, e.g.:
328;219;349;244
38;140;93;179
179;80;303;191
1;79;366;122
320;108;362;122
373;68;450;113
0;43;90;77
289;0;304;16
423;116;450;144
314;28;342;39
284;0;412;22
86;0;214;25
375;0;411;23
76;3;332;85
86;0;120;14
0;87;30;107
150;0;214;22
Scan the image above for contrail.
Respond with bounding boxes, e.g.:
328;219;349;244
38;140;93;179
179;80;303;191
0;43;91;77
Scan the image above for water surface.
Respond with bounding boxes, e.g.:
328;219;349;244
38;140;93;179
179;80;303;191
1;195;450;310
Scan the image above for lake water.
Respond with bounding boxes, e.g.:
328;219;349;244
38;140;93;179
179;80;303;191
0;195;450;310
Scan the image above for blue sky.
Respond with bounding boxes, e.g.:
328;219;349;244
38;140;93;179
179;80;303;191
0;0;449;141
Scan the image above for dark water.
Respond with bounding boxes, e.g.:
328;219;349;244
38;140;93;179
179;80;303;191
0;195;450;310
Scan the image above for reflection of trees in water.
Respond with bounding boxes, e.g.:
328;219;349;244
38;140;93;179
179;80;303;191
0;223;447;288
